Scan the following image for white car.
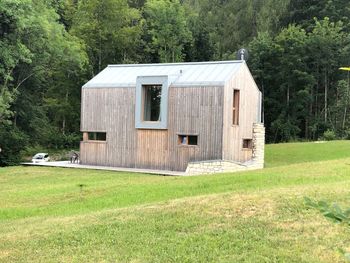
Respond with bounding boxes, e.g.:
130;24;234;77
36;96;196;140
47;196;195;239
32;153;50;163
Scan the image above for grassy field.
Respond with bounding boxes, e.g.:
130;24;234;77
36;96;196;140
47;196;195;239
1;141;350;262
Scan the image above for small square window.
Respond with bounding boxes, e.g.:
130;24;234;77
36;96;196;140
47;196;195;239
178;135;187;145
188;136;198;145
178;135;198;146
243;139;252;149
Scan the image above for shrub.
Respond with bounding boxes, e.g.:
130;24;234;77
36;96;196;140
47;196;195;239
0;125;28;166
343;129;350;140
323;129;336;141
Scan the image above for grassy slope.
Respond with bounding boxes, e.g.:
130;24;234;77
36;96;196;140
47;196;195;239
265;140;350;167
1;141;350;262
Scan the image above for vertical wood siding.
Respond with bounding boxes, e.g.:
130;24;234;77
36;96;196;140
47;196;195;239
222;64;260;162
80;86;223;171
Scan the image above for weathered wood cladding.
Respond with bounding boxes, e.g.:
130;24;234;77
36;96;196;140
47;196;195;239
80;141;107;165
80;86;223;171
222;64;260;162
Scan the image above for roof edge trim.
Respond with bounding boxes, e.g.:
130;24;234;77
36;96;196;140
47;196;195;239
83;81;226;88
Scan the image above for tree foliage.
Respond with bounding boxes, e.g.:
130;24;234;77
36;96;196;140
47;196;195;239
69;0;142;74
1;0;350;164
143;0;192;62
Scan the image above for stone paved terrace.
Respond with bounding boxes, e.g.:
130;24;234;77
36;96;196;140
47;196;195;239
22;161;187;176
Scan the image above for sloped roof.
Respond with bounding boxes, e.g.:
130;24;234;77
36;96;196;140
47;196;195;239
83;60;244;88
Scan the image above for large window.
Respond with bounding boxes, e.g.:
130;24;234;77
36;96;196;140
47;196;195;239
135;76;169;129
142;85;162;122
232;89;240;125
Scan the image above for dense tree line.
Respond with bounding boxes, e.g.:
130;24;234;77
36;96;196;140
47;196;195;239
1;0;350;165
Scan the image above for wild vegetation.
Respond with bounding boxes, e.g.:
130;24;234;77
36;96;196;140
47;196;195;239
1;141;350;262
1;0;350;165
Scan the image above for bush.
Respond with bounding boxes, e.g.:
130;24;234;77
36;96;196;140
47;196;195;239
47;132;81;149
0;125;28;166
323;129;336;141
343;129;350;140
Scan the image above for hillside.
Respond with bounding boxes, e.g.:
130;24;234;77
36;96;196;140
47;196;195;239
1;141;350;262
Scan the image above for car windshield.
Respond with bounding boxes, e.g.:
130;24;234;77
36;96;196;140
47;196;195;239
33;154;44;159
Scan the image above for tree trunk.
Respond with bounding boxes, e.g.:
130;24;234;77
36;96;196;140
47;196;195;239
307;85;313;140
343;71;350;129
324;70;328;124
62;90;69;135
99;29;102;72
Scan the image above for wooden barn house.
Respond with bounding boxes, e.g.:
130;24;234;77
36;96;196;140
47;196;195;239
80;61;265;175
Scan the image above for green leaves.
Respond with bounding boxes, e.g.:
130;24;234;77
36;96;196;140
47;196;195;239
305;197;350;262
304;197;350;225
69;0;142;73
144;0;193;62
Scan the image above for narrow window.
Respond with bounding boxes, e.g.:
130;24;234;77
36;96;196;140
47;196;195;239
178;135;198;146
243;139;252;149
142;85;162;122
233;89;240;125
88;132;106;141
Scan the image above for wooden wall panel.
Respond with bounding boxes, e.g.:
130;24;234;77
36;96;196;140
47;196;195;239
81;87;137;167
80;141;107;165
222;64;260;162
167;86;223;171
136;129;169;170
80;85;224;171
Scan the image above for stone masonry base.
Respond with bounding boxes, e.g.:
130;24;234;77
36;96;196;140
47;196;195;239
185;159;263;175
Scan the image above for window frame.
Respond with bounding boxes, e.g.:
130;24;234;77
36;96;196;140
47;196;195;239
135;76;169;129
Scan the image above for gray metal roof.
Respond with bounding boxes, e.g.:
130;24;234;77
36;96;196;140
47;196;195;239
83;60;244;88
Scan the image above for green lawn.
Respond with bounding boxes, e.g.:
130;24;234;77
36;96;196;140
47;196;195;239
1;141;350;262
265;140;350;167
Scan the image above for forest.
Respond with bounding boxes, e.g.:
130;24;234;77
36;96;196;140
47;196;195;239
1;0;350;165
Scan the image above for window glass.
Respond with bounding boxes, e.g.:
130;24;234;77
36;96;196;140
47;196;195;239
88;132;106;141
233;90;240;125
179;135;187;144
143;85;162;121
178;135;198;146
188;136;198;145
243;139;252;149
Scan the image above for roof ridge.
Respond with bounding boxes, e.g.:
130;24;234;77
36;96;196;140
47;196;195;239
107;60;244;68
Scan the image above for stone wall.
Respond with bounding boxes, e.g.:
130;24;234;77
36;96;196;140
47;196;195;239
185;123;265;175
252;123;265;169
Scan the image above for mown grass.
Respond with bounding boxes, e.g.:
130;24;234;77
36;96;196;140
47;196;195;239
1;141;350;262
265;140;350;167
